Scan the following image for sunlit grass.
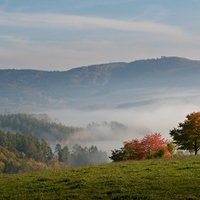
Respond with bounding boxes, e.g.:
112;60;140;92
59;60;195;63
1;156;200;199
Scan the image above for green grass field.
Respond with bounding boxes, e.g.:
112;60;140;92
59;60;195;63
1;156;200;200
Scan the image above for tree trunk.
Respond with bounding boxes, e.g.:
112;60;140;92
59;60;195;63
194;139;198;155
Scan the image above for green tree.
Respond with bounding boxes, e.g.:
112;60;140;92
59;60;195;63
109;148;125;162
167;142;176;157
55;144;62;161
15;133;29;153
0;130;7;146
60;146;70;165
41;139;53;164
26;135;43;162
55;144;70;166
6;131;17;152
71;144;89;166
169;112;200;155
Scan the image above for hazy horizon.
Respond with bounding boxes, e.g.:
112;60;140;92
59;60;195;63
1;1;200;71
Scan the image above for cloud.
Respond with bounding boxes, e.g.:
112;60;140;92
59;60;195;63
0;10;187;37
0;35;200;71
1;9;200;47
0;35;29;48
0;10;200;70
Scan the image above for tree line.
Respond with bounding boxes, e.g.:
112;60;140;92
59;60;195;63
0;130;108;174
0;113;83;142
110;112;200;162
1;111;200;172
110;133;174;162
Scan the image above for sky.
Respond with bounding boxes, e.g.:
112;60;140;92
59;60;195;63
0;0;200;71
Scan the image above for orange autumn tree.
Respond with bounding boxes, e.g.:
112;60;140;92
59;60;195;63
110;133;171;162
141;133;171;158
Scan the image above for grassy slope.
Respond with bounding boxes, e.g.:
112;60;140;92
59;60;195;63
1;156;200;200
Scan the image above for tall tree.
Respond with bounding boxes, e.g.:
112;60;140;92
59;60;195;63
0;130;7;146
55;144;70;166
169;112;200;155
60;146;70;165
41;139;53;164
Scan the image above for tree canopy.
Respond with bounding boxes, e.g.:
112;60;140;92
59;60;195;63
0;113;83;143
110;133;170;162
0;130;108;174
169;112;200;155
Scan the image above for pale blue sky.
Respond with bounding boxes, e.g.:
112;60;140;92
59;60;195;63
0;0;200;70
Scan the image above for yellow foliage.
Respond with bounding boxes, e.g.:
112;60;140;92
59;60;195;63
27;158;48;171
0;161;5;173
48;158;65;170
0;152;7;162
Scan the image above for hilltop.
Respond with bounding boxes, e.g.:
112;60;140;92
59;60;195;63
1;156;200;199
1;56;200;111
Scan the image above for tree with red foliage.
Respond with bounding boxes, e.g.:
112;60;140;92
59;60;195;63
141;133;170;158
123;139;146;160
110;133;170;162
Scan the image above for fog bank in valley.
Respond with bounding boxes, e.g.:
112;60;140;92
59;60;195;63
44;94;200;156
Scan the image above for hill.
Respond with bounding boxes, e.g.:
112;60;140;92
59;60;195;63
0;113;82;143
1;56;200;111
1;156;200;199
0;129;109;173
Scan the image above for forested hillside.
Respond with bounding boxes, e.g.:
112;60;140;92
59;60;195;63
0;130;108;173
0;113;82;142
0;113;109;173
1;57;200;111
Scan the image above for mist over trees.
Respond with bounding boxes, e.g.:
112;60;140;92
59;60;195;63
0;130;109;173
54;143;108;167
0;113;110;173
2;111;200;173
0;113;83;143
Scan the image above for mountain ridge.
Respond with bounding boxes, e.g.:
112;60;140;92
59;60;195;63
1;56;200;111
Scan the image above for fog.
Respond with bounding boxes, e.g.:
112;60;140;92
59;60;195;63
43;93;200;156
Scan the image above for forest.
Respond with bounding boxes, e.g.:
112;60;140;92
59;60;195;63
0;113;82;142
0;113;109;173
1;111;200;174
0;130;108;173
2;57;200;111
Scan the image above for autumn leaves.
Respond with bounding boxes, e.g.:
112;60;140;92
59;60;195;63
110;112;200;162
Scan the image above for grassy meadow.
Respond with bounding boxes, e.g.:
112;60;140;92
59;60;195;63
1;156;200;200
